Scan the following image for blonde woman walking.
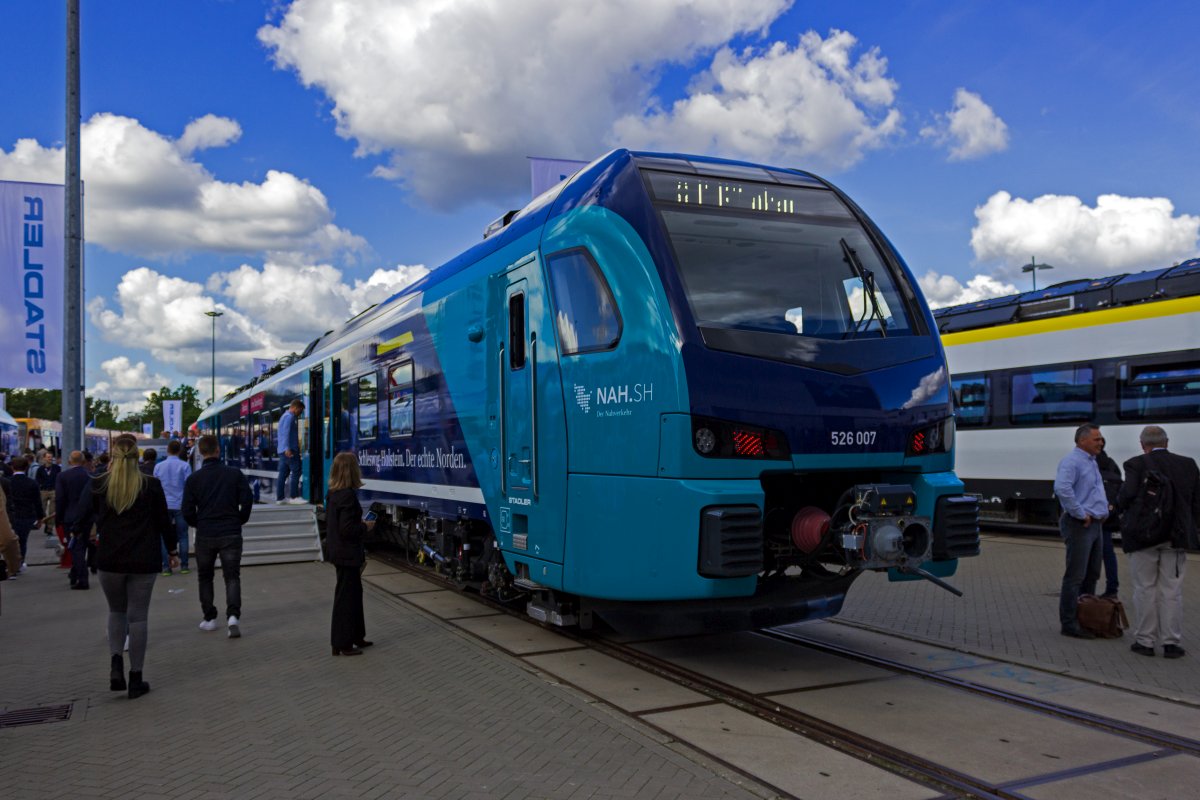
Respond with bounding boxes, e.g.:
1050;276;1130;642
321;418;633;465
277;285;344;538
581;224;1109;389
91;436;179;698
325;452;373;656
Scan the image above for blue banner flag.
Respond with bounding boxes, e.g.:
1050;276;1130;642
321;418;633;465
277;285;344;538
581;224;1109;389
0;181;66;389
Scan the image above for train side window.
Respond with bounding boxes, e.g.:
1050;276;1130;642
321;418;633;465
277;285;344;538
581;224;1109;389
509;292;526;369
1118;361;1200;420
388;362;415;438
546;248;622;354
951;374;990;427
1010;366;1094;424
335;381;352;445
358;373;379;439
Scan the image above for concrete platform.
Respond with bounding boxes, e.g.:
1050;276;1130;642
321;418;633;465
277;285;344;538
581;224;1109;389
0;561;766;800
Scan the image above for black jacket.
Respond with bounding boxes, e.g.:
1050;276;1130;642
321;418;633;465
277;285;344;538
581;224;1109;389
33;462;61;491
7;473;42;522
325;488;367;567
55;466;93;535
181;458;254;539
92;477;176;574
1118;449;1200;551
1096;450;1122;532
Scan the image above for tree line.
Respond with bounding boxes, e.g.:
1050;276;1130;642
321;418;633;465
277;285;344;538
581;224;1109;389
0;384;205;432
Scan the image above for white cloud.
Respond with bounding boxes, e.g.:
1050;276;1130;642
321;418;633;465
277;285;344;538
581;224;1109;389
88;261;428;401
0;112;365;260
87;356;173;410
918;270;1018;309
921;88;1008;161
210;261;429;341
613;30;901;170
87;267;286;391
177;114;242;154
971;191;1200;281
258;0;795;206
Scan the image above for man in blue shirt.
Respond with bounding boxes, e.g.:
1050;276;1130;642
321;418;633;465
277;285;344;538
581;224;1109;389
276;399;305;504
154;439;193;575
1053;422;1110;639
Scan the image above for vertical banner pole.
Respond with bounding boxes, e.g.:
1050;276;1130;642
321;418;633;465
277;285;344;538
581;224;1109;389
62;0;84;452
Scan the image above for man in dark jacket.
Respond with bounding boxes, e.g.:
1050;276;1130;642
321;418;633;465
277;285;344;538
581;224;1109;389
56;451;94;589
1117;425;1200;659
33;450;61;535
7;456;43;571
1095;441;1122;598
182;434;254;639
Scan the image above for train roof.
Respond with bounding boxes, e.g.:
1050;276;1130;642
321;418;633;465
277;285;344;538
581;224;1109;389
932;258;1200;335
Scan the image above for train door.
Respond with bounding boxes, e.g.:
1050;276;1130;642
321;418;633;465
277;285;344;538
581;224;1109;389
497;257;568;568
308;365;325;501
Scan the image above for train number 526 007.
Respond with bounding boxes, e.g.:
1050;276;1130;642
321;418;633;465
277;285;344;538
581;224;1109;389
830;430;876;446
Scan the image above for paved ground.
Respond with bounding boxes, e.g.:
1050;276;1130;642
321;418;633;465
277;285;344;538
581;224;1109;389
3;530;1198;799
0;554;766;800
839;533;1200;703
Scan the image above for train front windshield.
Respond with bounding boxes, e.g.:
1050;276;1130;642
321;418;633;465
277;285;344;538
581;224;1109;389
645;170;916;342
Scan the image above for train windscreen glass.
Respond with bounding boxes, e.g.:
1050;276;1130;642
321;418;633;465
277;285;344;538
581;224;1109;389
645;171;915;340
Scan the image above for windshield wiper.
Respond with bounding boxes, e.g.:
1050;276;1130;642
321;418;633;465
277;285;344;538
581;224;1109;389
840;237;887;339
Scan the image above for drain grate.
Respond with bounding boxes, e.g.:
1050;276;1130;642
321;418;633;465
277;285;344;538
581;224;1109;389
0;704;73;729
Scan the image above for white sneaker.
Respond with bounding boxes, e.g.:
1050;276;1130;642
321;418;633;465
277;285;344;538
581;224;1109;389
288;497;307;505
18;562;27;574
198;618;219;632
227;616;241;638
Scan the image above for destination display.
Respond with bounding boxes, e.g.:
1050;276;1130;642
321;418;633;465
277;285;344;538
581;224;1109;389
644;171;848;218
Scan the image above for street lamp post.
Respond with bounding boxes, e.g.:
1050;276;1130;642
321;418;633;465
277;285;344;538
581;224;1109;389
1021;256;1054;292
204;310;224;406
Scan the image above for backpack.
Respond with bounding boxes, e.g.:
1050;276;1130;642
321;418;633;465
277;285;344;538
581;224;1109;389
1077;594;1129;638
1120;455;1174;553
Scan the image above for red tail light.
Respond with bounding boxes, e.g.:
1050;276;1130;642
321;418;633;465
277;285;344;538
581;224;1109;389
692;416;790;460
733;429;764;456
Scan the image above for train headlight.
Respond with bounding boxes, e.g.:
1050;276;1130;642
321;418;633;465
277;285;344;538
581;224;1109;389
691;416;790;460
907;416;954;457
694;427;717;455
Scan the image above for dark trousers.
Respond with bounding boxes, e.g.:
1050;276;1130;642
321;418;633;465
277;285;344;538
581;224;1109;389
331;564;365;650
1059;514;1102;629
1101;527;1119;596
195;535;242;621
12;517;35;560
69;532;90;588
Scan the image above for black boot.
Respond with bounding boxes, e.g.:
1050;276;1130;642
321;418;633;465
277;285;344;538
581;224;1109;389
127;671;150;699
110;654;126;691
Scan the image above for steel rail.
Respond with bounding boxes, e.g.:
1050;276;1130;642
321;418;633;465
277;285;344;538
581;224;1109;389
760;625;1200;757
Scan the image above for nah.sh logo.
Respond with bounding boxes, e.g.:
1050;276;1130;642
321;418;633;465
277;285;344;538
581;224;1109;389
574;384;591;414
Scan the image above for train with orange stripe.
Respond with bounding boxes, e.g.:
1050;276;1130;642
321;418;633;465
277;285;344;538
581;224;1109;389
936;259;1200;528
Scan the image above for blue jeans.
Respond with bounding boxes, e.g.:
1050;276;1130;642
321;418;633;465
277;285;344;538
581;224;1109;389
1059;514;1102;629
160;509;190;570
276;453;302;501
195;535;242;621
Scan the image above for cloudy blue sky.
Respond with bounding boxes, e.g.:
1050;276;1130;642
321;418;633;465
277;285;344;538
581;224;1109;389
2;0;1197;411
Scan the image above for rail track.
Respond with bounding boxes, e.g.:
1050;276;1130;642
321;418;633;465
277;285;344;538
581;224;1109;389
370;549;1199;800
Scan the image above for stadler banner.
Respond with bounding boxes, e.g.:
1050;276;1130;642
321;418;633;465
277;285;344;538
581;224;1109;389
163;399;183;437
0;181;65;389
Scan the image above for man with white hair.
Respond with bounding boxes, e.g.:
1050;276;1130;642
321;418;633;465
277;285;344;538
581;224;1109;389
1118;425;1200;659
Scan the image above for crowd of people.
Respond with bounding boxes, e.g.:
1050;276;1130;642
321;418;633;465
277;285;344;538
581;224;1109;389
0;397;373;696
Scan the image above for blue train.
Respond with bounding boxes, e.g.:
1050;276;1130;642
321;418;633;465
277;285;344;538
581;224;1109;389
198;150;980;634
